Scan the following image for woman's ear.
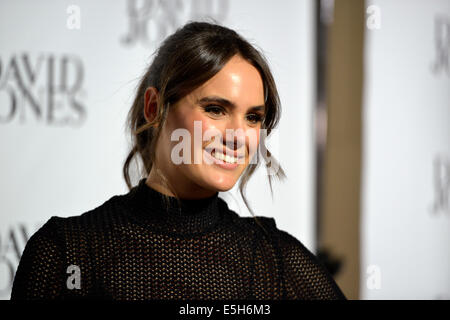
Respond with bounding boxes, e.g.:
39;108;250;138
144;87;159;126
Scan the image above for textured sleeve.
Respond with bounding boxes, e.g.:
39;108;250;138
10;217;66;300
276;229;346;300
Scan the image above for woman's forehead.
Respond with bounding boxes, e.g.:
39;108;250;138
188;56;265;108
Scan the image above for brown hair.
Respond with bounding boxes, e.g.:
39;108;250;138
123;21;286;231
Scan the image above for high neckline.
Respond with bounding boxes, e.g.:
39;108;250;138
128;178;223;235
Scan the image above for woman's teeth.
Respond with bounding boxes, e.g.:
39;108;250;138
211;150;238;164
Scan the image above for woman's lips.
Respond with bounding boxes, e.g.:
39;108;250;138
204;147;246;160
203;149;241;170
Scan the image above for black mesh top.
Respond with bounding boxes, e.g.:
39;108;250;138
11;179;346;300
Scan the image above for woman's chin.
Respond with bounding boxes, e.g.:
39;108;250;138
212;183;235;193
204;178;236;192
186;163;244;193
201;173;238;193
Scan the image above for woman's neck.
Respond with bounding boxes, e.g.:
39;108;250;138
146;167;218;200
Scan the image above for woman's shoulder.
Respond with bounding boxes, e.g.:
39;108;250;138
252;219;346;299
217;197;276;228
232;215;277;232
44;192;131;230
232;214;324;266
21;192;131;263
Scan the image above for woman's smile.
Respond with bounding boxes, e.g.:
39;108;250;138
203;148;240;170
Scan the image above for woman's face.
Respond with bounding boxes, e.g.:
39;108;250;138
146;54;265;199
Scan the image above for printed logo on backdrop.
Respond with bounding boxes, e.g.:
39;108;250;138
0;223;41;298
431;15;450;76
121;0;229;48
429;155;450;215
0;54;87;126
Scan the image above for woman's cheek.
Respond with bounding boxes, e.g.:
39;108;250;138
202;119;222;144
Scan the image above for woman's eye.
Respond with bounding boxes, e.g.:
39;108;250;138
204;105;224;116
247;114;263;124
204;105;263;124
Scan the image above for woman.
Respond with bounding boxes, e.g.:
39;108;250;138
11;21;345;300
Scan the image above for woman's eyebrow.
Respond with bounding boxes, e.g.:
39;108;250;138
197;95;265;113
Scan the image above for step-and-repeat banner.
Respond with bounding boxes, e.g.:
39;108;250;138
362;0;450;299
0;0;316;299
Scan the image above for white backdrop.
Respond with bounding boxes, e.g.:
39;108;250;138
0;0;316;299
361;0;450;299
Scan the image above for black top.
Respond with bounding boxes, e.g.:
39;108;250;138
11;179;346;300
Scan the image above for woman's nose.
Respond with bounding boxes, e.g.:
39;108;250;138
223;117;246;150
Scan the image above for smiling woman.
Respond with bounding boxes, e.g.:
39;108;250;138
142;54;267;200
126;24;285;213
10;21;346;300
